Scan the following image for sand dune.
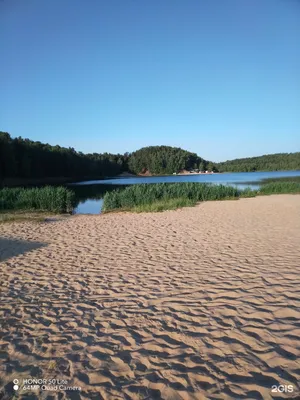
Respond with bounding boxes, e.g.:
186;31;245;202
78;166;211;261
0;195;300;399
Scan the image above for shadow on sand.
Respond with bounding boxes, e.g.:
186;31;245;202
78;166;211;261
0;238;47;262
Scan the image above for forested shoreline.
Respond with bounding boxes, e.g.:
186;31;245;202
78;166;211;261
1;131;299;187
0;132;129;187
217;153;300;172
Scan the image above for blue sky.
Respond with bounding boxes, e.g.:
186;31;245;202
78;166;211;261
1;0;299;162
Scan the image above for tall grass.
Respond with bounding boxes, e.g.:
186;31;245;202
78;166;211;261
0;186;75;213
239;186;258;198
102;182;300;213
132;197;197;213
259;182;300;194
240;176;300;185
103;183;239;212
261;176;300;184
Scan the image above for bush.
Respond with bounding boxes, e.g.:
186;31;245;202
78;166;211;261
0;186;75;213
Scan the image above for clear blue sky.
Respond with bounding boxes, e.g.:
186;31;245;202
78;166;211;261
1;0;299;162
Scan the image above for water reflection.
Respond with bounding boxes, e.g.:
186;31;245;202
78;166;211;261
71;184;125;214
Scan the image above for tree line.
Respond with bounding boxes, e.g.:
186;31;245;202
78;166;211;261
1;131;299;186
0;131;129;185
216;153;300;172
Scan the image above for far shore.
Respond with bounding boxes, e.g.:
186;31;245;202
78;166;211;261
2;169;300;188
117;170;220;178
1;171;220;187
8;170;289;190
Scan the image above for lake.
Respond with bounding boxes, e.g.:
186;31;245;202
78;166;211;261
69;170;300;214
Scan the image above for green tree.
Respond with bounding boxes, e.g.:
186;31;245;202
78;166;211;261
128;146;210;175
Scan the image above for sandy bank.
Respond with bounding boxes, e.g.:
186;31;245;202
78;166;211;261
0;195;300;399
136;169;219;176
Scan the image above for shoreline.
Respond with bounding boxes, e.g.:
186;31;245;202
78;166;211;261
2;172;218;186
2;169;300;187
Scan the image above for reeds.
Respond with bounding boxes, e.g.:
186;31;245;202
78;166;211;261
131;197;197;212
259;182;300;194
102;181;300;212
0;186;75;213
102;183;239;212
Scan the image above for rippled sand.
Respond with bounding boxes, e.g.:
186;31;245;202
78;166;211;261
0;195;300;399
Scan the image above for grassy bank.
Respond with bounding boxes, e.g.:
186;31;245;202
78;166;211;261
0;186;75;213
131;197;198;212
102;182;300;213
240;176;300;185
0;211;70;224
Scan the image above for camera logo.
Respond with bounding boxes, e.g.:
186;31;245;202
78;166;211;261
13;379;19;391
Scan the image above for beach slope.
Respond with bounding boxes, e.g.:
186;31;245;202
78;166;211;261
0;195;299;399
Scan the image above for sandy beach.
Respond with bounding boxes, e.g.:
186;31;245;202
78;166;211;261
0;194;300;399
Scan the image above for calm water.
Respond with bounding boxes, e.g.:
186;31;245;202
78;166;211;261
70;170;300;214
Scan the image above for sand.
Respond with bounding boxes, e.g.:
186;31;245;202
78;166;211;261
0;194;300;400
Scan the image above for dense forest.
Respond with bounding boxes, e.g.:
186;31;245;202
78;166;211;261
0;131;129;185
1;131;299;187
216;153;300;172
128;146;217;175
